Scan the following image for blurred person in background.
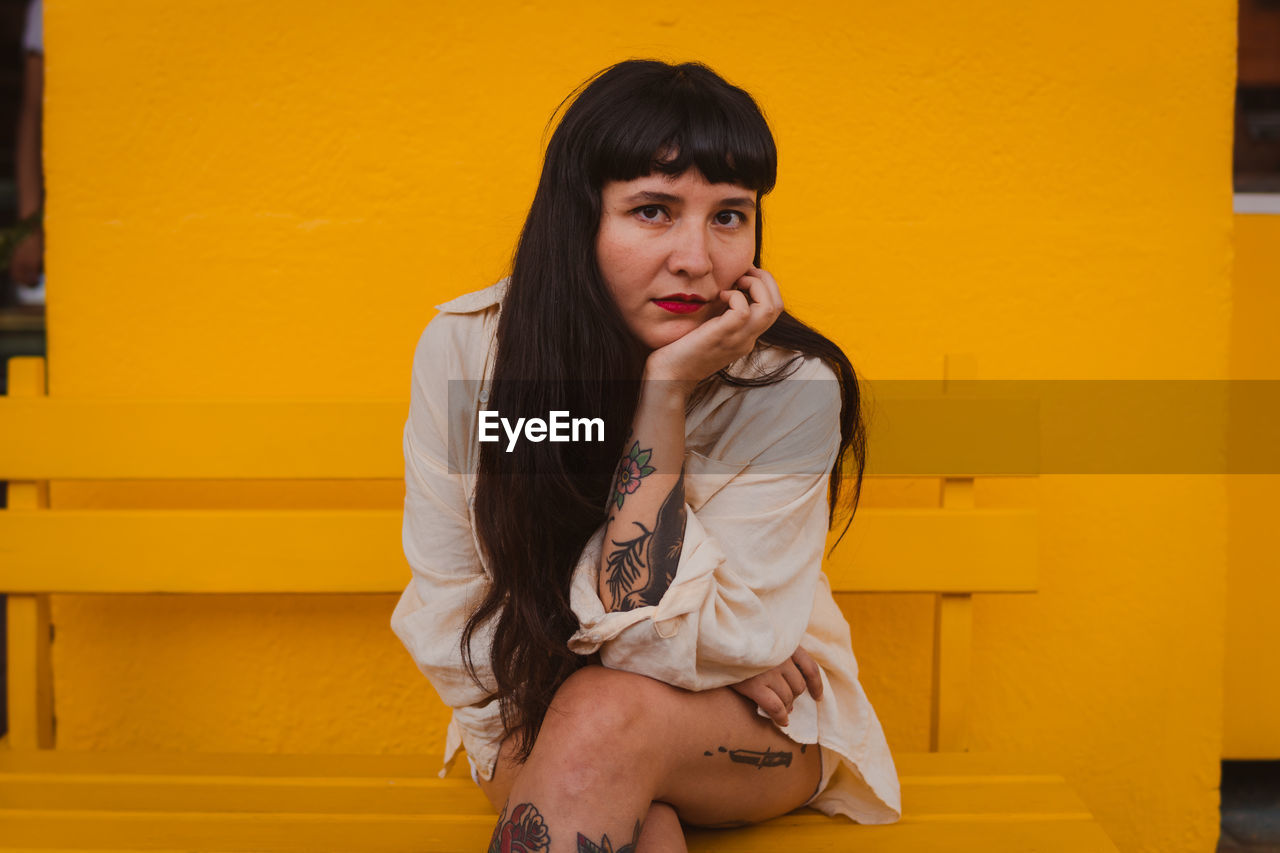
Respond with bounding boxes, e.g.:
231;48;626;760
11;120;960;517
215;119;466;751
10;0;42;306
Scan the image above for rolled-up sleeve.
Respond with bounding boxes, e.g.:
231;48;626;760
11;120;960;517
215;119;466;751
567;359;843;690
390;314;496;711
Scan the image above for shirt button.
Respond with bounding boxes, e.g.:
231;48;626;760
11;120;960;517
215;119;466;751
479;387;489;403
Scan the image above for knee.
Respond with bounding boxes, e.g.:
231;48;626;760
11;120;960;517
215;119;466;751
536;665;675;767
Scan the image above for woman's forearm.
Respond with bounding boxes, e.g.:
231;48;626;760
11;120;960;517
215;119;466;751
598;379;690;612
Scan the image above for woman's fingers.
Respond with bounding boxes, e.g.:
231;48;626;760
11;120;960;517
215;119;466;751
768;671;797;712
792;647;824;701
716;267;780;344
778;659;807;706
729;648;826;730
760;689;790;728
737;266;784;319
719;286;752;319
729;270;783;342
706;288;761;358
731;679;789;727
762;677;791;727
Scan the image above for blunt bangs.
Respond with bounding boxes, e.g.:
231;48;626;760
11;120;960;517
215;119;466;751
568;61;777;194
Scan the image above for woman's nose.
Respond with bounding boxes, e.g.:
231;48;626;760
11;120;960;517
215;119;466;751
666;222;712;279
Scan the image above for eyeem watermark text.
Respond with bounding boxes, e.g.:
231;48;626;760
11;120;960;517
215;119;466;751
479;410;605;452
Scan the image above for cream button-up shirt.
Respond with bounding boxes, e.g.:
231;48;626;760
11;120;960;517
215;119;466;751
390;279;902;824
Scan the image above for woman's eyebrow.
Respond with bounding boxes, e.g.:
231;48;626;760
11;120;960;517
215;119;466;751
622;190;756;209
624;191;682;205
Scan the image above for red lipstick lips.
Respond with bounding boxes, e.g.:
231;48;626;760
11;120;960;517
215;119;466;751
653;293;706;315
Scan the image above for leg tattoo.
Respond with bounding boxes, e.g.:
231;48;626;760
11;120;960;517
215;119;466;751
577;820;641;853
487;802;642;853
703;744;794;768
488;802;551;853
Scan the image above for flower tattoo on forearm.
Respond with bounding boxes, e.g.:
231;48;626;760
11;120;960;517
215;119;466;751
611;441;656;510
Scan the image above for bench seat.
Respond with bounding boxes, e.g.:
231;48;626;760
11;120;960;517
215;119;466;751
0;749;1118;852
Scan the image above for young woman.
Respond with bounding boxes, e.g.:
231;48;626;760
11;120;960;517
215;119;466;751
390;60;901;852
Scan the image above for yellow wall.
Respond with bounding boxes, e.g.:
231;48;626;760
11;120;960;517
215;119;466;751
42;2;1234;851
1225;213;1280;758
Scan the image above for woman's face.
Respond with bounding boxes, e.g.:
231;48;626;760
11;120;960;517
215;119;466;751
595;168;758;352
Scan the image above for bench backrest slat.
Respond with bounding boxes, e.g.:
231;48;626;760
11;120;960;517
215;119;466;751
0;397;1037;480
0;398;407;479
0;508;1036;595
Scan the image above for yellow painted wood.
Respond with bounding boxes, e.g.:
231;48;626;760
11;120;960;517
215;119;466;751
0;509;406;593
5;595;54;751
932;594;974;753
0;750;450;776
0;752;1088;817
0;392;1041;481
0;350;1098;848
0;772;1095;819
894;751;1061;776
4;357;54;751
1225;215;1280;758
0;752;1116;852
690;821;1120;853
826;508;1038;593
944;352;979;387
0;747;1066;778
942;476;976;511
931;474;977;752
0;394;407;480
0;812;1121;853
0;507;1037;595
6;356;46;399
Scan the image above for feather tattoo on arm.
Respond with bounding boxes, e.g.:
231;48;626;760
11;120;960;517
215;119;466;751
603;466;686;611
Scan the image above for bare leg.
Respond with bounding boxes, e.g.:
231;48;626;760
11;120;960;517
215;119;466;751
633;802;685;853
479;731;687;852
482;665;821;852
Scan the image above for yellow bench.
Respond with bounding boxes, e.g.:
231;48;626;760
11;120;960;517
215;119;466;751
0;354;1118;851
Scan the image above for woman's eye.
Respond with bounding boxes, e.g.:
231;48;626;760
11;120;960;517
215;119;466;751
715;210;746;227
634;205;666;222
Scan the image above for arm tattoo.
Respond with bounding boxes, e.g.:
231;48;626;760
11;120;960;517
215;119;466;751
604;521;651;609
603;468;686;611
611;441;656;510
488;802;550;853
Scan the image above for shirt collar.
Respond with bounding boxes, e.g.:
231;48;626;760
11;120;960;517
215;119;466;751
434;278;509;314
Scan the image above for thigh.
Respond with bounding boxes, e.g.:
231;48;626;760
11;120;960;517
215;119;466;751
493;667;822;828
644;683;822;827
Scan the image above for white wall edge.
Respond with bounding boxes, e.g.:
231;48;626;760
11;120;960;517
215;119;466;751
1234;193;1280;214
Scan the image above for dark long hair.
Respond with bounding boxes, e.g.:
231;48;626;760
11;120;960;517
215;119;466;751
462;59;867;762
